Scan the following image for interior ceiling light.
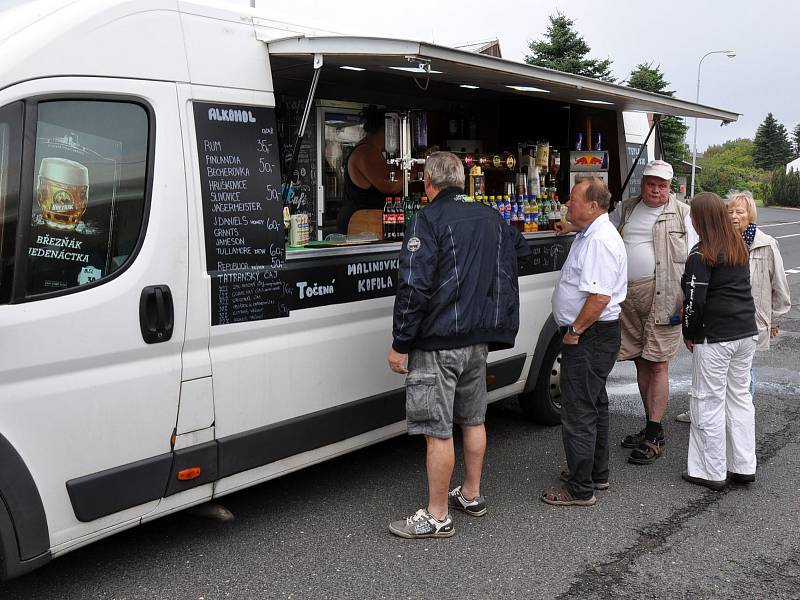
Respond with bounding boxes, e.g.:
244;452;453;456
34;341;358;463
459;84;480;89
578;99;614;105
339;66;365;72
388;66;443;74
506;85;550;93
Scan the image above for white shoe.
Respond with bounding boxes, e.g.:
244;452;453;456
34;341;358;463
675;410;691;424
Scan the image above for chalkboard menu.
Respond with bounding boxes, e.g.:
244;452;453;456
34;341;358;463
193;102;288;325
276;95;317;231
624;142;649;200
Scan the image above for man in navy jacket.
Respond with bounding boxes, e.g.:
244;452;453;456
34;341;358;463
388;152;528;539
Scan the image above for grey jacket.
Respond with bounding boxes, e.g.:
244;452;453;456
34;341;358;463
613;194;691;324
749;228;792;351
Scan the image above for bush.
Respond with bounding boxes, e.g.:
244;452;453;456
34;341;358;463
769;169;800;207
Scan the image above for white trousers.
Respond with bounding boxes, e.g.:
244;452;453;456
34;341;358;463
688;337;757;481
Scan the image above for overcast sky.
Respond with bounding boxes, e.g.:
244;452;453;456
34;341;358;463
232;0;799;152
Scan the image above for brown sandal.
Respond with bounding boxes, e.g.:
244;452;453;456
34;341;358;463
540;486;596;507
628;439;664;465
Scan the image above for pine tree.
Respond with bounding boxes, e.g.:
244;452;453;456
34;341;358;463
753;113;794;170
626;63;690;165
525;13;615;82
792;123;800;158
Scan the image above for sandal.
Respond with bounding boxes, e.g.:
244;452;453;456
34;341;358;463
559;470;610;491
621;428;664;449
541;486;596;507
628;439;664;465
621;428;646;449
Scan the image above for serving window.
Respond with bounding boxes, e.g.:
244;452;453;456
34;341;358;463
273;63;618;258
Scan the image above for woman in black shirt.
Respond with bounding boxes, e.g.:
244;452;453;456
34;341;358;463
681;192;758;491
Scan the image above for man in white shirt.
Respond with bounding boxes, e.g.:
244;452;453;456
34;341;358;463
609;160;697;466
542;176;627;507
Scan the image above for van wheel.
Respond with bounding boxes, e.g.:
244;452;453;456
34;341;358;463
519;334;562;425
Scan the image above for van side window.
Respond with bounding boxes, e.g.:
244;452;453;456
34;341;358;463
25;100;149;296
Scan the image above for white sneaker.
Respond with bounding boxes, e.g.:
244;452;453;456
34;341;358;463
388;509;455;539
675;410;691;423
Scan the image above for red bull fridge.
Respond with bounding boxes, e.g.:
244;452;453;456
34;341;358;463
568;150;609;190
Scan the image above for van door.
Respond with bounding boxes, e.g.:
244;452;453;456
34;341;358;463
0;78;188;551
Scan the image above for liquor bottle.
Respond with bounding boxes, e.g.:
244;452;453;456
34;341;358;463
421;195;429;208
383;197;392;240
394;197;405;239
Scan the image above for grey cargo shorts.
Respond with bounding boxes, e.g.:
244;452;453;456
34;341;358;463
404;344;489;439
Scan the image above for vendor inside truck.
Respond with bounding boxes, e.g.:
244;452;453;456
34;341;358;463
337;105;403;234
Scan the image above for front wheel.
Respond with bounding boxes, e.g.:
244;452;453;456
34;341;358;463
518;333;562;425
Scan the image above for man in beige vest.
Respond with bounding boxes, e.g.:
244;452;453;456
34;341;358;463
610;160;697;465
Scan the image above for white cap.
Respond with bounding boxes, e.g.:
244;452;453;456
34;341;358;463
642;159;673;180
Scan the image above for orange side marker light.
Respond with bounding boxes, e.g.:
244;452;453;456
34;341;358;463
177;467;202;481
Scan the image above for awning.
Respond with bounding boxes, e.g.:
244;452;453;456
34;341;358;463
262;34;739;123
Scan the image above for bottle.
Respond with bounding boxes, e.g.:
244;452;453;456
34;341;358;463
548;197;558;230
394;197;405;239
383;197;392;240
530;199;539;232
503;195;512;223
421;195;429;208
516;197;525;232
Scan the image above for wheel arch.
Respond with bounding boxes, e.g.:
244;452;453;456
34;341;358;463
523;313;561;394
0;432;51;580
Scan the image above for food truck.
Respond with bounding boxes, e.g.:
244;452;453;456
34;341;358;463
0;0;738;578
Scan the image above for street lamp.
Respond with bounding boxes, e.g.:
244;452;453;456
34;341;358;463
690;49;736;198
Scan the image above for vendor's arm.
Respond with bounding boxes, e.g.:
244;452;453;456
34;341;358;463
351;145;403;195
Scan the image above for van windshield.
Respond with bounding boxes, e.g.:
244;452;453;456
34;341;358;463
0;103;22;303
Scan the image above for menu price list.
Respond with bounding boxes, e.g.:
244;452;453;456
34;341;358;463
193;102;289;324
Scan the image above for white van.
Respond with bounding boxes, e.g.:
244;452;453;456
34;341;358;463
0;0;737;579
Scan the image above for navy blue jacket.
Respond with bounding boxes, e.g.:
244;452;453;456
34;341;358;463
392;187;530;353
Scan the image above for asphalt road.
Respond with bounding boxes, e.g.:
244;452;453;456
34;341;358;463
2;209;799;600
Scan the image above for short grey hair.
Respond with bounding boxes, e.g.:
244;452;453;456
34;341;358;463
574;175;612;210
424;152;465;190
725;190;758;224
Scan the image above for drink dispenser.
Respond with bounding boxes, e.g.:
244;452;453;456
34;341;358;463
384;113;400;158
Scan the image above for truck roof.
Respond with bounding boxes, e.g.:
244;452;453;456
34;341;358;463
0;0;739;123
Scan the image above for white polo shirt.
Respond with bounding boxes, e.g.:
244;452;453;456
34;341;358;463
551;213;628;326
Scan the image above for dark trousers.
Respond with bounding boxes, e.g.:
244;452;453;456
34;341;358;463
559;320;621;499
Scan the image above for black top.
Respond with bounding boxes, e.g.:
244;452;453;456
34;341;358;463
338;143;389;233
681;244;757;344
392;187;531;353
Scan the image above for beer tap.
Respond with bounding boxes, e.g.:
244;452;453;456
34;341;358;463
385;112;426;198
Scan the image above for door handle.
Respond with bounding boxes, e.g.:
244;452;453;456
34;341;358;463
140;285;174;344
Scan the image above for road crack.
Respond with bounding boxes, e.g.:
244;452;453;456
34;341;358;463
557;397;800;599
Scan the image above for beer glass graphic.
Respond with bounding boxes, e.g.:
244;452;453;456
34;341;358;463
37;157;89;230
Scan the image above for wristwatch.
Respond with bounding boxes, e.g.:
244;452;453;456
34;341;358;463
567;325;581;337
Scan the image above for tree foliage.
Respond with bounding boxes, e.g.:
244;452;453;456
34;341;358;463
626;63;689;166
792;123;800;158
525;13;615;82
769;168;800;207
697;139;769;200
753;113;793;170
